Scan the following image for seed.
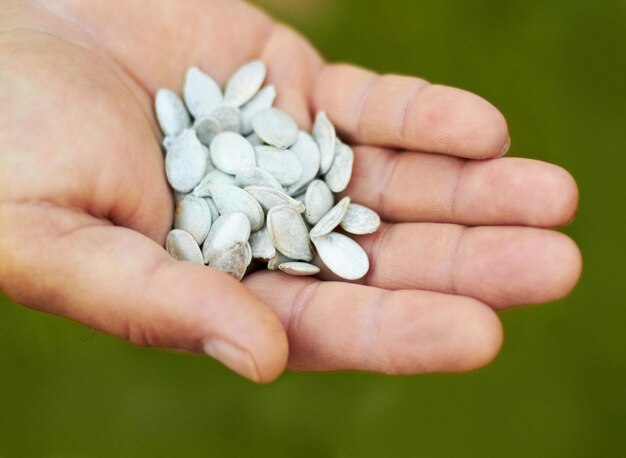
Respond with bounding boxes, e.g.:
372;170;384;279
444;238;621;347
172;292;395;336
244;186;305;213
241;85;276;135
174;195;212;244
303;179;334;225
249;225;276;261
204;105;242;134
311;232;369;280
340;203;381;235
236;166;283;190
255;145;303;185
155;89;190;137
192;169;237;197
209;182;265;231
165;129;209;193
193;116;222;147
278;262;320;276
162;134;177;151
313;111;336;174
267;251;294;270
223;60;266;107
252;108;298;149
209;132;256;174
324;139;354;193
267;206;313;261
202;212;251;264
284;131;321;196
203;196;220;223
209;241;248;280
166;229;204;264
246;132;262;146
309;196;350;238
183;66;223;118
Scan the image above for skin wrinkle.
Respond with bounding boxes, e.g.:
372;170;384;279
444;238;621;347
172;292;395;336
359;287;387;372
446;225;469;297
399;80;429;145
376;149;402;220
284;280;320;368
359;222;395;288
352;72;379;140
449;158;470;222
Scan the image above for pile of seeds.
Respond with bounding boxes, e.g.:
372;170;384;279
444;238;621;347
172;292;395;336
156;60;380;281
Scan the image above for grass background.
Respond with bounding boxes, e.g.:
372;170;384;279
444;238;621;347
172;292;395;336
1;0;625;456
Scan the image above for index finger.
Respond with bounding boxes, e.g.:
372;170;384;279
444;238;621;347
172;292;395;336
312;64;510;159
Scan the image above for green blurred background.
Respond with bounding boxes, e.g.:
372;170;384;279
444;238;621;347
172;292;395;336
1;0;625;456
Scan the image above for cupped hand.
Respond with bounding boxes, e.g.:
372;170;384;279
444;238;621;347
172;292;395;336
0;0;581;382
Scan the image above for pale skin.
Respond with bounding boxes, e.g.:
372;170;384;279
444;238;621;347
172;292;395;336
0;0;581;382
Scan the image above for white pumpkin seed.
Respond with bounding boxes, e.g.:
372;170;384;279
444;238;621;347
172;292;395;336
166;229;204;264
252;108;298;149
244;186;305;213
246;132;262;146
303;179;334;225
209;132;256;174
340;203;381;235
223;60;266;107
165;129;209;193
175;191;190;205
204;105;242;133
267;206;313;261
162;134;177;151
204;196;220;222
241;85;276;135
324;139;354;193
278;262;320;276
193;116;222;147
255;145;303;185
284;131;321;196
267;251;294;270
202;212;251;263
209;241;248;280
155;89;190;137
208;182;264;231
183;66;223;118
192;169;237;197
244;241;253;267
249;226;276;261
174;195;212;244
311;232;369;280
236;166;283;190
313;111;336;174
309;196;351;238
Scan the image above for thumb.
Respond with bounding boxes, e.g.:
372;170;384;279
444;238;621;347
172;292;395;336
1;210;288;383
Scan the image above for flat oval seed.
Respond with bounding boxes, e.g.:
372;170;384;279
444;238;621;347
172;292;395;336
278;262;320;276
244;241;253;267
324;140;354;193
284;131;321;196
313;111;336;174
183;66;223;118
241;85;276;135
311;232;369;280
340;203;381;235
155;89;190;137
193;116;222;147
249;226;276;261
166;229;204;264
255;145;303;185
204;105;242;133
267;206;313;261
162;134;177;152
202;212;251;263
192;169;237;197
304;179;334;225
204;197;220;222
252;108;298;149
246;132;262;146
244;186;305;213
310;196;351;238
165;129;209;193
236;166;283;190
223;60;267;107
209;241;248;281
210;132;256;174
209;182;264;231
174;196;212;244
267;251;294;270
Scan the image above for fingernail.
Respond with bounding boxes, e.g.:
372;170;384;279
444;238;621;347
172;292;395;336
499;136;511;157
203;338;261;382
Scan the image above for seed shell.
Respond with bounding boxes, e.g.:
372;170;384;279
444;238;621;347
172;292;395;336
165;129;209;193
204;105;242;133
252;108;298;149
155;88;191;137
174;195;212;244
340;203;381;235
209;241;248;280
313;111;336;174
278;262;320;276
267;206;313;261
303;179;334;225
311;232;369;280
324;140;354;193
236;166;283;190
209;182;264;231
241;85;276;135
210;132;256;174
166;229;204;264
192;169;237;197
284;131;321;196
193;116;222;147
249;226;276;261
244;186;305;213
202;212;251;263
255;145;303;185
309;196;351;238
223;60;267;107
183;66;223;118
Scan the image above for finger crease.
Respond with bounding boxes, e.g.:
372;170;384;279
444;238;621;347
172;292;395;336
285;280;321;340
447;226;469;296
355;74;380;139
450;159;470;219
399;81;429;144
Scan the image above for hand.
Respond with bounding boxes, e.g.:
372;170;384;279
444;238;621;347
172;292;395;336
0;0;580;382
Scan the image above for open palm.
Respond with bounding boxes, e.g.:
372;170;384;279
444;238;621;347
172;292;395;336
0;0;581;382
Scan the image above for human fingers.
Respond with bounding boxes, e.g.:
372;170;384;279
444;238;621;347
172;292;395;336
244;272;502;374
344;146;578;227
